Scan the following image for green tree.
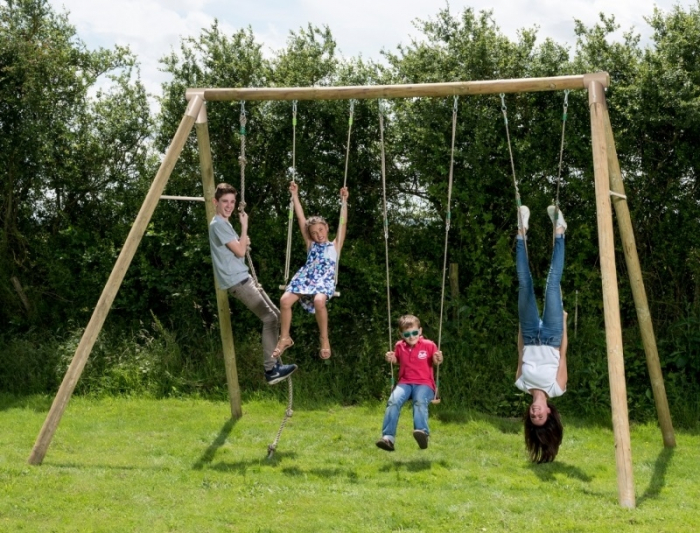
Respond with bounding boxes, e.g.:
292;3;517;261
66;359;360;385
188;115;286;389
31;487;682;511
0;0;152;330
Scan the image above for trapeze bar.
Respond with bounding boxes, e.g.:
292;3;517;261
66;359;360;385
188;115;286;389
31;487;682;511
160;195;205;202
186;73;609;102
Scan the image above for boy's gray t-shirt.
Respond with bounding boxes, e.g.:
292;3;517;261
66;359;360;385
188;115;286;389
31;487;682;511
209;215;249;290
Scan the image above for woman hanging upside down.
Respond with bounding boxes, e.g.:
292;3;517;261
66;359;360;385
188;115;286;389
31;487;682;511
515;204;569;463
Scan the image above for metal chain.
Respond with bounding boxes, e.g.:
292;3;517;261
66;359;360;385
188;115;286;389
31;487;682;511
378;100;395;390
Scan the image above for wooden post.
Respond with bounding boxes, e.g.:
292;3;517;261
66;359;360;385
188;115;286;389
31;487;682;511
194;102;242;419
601;107;675;448
27;96;205;465
449;263;459;321
586;78;635;508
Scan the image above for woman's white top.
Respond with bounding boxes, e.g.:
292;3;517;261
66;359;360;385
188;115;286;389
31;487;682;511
515;345;565;398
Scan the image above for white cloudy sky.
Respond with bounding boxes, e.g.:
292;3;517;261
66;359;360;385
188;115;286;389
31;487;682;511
49;0;690;105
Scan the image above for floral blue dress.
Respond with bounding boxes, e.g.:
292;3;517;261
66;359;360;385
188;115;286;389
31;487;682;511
286;241;337;313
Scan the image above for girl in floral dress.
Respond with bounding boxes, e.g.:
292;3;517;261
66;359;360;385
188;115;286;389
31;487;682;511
273;181;349;359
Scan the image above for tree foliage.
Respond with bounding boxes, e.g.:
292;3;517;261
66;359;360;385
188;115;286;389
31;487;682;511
2;2;700;421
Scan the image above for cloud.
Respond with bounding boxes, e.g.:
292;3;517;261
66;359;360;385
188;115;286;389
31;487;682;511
49;0;688;110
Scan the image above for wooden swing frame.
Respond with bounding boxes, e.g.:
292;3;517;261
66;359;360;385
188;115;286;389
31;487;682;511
28;72;675;509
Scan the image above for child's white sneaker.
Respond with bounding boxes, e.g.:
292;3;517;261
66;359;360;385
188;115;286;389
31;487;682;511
547;205;567;231
517;206;530;231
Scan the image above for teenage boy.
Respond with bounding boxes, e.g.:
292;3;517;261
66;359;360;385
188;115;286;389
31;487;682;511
208;183;297;385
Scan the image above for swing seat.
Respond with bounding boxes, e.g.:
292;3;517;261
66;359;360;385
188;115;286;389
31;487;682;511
278;286;340;298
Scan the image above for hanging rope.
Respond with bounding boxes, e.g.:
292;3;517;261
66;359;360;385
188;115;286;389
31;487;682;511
552;90;569;245
333;100;355;294
378;100;395;390
236;101;294;459
280;101;298;290
433;96;459;405
267;375;294;459
500;94;529;258
238;101;261;286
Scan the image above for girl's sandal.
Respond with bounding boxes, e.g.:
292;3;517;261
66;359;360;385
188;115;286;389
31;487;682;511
319;337;331;360
272;336;294;358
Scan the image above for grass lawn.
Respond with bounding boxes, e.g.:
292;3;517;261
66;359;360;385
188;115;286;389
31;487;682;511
1;394;698;532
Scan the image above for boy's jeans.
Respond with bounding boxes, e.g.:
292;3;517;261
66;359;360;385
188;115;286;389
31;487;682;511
516;234;565;347
228;277;280;371
381;384;434;440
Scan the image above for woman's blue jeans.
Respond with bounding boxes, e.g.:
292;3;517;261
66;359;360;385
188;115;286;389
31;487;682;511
381;384;434;439
516;234;565;347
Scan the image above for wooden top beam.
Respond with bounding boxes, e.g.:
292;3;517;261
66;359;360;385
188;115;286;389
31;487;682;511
186;73;609;102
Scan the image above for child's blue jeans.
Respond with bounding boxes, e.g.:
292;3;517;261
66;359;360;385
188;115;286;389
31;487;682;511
381;384;434;440
516;234;565;348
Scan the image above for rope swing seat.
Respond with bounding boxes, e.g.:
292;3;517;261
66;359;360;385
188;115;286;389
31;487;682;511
379;96;459;405
278;100;356;299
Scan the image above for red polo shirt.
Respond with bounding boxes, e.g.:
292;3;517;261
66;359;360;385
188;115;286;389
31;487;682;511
394;337;438;390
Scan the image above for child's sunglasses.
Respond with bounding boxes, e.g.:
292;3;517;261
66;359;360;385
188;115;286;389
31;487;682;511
402;330;420;339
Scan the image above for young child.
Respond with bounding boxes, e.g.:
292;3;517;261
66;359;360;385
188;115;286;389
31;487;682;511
376;315;443;451
515;205;569;463
272;181;349;360
208;183;297;385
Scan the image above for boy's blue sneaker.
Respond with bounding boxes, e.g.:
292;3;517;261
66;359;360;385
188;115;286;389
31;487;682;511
265;361;297;385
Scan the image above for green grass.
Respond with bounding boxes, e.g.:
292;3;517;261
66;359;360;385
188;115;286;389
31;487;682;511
1;395;699;532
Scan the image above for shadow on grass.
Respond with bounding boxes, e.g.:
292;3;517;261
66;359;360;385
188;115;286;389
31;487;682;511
207;451;300;475
433;408;521;435
192;417;239;470
281;465;360;481
379;459;444;473
638;446;674;505
529;461;593;483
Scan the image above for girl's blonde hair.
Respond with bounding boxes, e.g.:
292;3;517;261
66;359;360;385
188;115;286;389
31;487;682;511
305;216;328;229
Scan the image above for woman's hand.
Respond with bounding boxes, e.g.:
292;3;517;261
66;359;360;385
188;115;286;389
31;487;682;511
289;181;299;196
340;187;349;201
